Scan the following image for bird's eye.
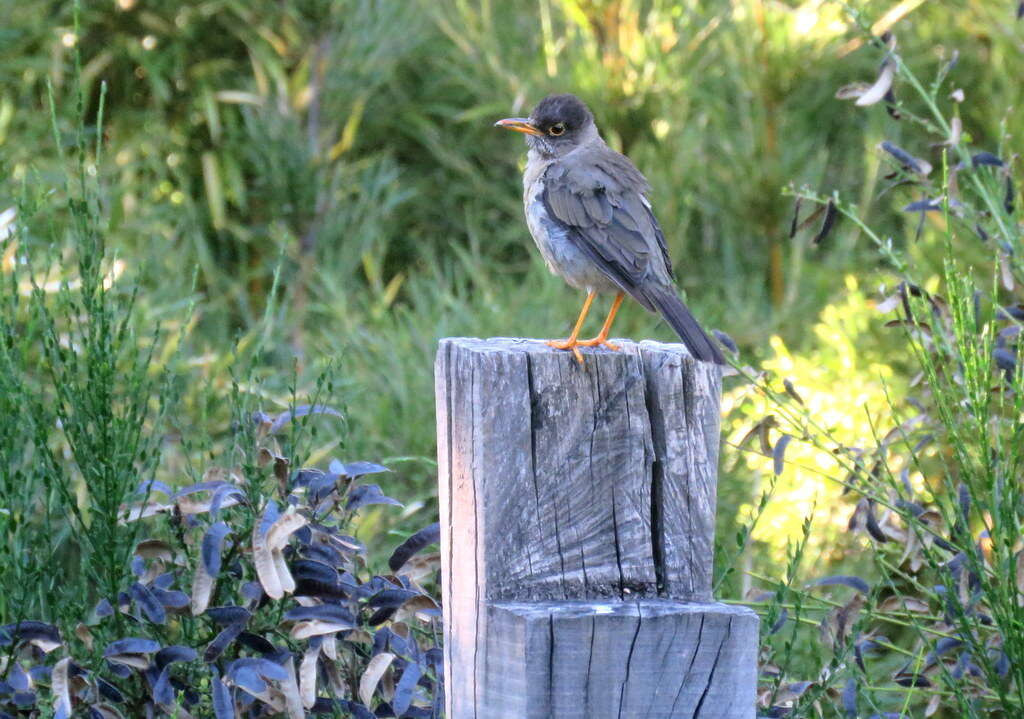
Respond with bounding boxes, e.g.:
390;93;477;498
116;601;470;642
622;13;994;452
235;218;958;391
548;123;566;136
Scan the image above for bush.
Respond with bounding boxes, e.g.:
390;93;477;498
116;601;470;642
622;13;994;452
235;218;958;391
0;34;441;716
0;442;442;718
727;13;1024;718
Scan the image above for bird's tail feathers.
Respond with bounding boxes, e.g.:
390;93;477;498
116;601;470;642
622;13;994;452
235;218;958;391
647;288;726;365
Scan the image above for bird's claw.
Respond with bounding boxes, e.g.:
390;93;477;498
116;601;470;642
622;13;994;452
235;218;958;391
577;336;619;351
546;338;585;364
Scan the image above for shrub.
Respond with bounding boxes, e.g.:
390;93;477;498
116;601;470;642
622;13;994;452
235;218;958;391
0;437;442;718
727;10;1024;718
0;19;442;715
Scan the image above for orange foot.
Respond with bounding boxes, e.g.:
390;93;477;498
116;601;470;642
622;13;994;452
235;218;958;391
546;338;585;364
577;335;620;351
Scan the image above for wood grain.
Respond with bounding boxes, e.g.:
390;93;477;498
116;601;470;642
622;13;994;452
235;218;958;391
481;601;758;718
436;338;754;718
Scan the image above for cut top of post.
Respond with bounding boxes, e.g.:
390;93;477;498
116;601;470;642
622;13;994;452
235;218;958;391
436;338;723;602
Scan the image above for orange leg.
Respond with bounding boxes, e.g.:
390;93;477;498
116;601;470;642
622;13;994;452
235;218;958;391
547;290;596;364
578;292;624;351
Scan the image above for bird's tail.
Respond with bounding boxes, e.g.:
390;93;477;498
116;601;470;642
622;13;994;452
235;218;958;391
647;288;726;365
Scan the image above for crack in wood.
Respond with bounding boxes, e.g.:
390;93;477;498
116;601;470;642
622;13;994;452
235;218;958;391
584;614;595;715
585;358;599;597
670;614;704;716
437;339;756;718
618;601;644;719
692;616;731;719
547;614;556;711
682;361;699;600
650;455;666;595
650;609;682;717
524;354;539;583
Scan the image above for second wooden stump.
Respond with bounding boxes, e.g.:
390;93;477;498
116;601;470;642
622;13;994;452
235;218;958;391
436;338;758;718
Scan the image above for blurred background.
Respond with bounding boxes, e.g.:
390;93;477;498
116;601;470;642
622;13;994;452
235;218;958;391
2;0;1021;620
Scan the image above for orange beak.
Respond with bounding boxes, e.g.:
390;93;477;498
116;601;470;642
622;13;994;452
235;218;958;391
494;117;543;136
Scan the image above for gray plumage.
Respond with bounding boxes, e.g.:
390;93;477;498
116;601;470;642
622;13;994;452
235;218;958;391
501;94;725;365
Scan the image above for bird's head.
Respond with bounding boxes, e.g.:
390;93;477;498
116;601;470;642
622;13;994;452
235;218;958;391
494;93;596;158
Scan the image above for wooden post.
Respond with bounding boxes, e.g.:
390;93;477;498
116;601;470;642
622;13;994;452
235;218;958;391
436;338;758;718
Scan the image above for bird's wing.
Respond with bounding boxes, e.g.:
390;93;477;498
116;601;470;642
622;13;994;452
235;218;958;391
540;146;675;312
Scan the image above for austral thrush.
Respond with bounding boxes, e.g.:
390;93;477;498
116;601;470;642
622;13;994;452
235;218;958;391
496;94;725;365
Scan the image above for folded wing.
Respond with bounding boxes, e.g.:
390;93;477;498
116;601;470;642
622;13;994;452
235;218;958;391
540;147;724;364
540;147;674;311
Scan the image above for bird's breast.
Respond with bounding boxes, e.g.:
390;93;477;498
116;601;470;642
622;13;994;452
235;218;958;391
522;170;618;294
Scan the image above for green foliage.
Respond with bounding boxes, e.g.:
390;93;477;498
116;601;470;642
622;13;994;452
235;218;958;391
0;427;442;717
6;0;1022;488
729;10;1024;715
3;0;1024;715
0;81;172;626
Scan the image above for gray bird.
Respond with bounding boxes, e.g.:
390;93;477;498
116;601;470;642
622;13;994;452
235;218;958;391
496;93;725;365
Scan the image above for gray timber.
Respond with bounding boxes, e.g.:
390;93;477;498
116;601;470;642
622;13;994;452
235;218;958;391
436;338;758;718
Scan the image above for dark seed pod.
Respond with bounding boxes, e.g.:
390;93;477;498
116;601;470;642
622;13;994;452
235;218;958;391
812;200;838;246
389;523;441;572
203;621;245;663
971;152;1004;168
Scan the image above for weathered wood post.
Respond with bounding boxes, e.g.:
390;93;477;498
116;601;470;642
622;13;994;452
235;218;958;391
436;338;758;718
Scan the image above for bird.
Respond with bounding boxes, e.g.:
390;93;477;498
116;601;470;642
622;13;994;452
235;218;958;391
495;93;725;365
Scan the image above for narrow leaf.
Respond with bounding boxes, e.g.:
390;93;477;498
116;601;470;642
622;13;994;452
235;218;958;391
347;484;403;511
812;200;838;246
204;621;245;663
809;575;871;594
971;152;1004;168
788;197;802;238
152;667;174;707
129;582;166;625
299;645;319;709
266;509;308;551
330;460;389;478
281;657;304;719
772;435;792;476
855;60;895;106
211;667;235;719
389;523;441;572
52;657;72;719
359;652;395;707
392;662;422;716
881;141;932;175
104;638;160;656
202;522;232;576
270;404;343;434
